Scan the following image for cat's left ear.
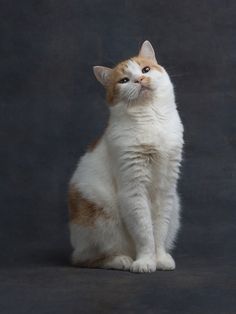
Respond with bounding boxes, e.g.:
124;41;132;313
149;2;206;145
138;40;157;63
93;66;112;86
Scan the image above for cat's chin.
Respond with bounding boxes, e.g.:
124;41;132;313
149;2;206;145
127;94;154;107
124;87;155;105
140;88;151;96
137;88;154;102
140;84;156;96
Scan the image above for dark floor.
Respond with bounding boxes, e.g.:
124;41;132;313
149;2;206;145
1;252;235;314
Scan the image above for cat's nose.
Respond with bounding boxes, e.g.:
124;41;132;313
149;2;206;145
135;76;145;83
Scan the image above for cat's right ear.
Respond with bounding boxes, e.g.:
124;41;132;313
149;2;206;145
93;66;112;86
139;40;157;63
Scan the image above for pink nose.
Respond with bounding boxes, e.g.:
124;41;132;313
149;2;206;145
135;76;145;83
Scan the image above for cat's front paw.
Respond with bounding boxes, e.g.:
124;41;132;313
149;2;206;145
130;257;156;273
156;253;175;270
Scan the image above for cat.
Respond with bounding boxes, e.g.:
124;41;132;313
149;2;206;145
68;40;184;273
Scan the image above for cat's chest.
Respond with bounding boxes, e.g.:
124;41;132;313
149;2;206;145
134;121;165;145
121;118;173;153
108;109;182;162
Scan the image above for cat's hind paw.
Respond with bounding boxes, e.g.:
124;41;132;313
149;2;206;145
156;253;175;270
104;255;133;271
130;257;156;273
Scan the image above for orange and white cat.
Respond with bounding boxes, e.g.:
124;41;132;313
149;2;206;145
68;41;184;273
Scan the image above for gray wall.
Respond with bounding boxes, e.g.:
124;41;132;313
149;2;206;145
1;0;235;267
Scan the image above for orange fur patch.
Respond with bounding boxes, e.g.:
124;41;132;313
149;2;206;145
68;184;110;226
87;137;101;152
106;60;129;104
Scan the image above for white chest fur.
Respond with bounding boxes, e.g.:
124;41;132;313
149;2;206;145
108;100;182;156
106;100;183;196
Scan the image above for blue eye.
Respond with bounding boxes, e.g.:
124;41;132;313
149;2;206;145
118;77;129;84
142;66;150;73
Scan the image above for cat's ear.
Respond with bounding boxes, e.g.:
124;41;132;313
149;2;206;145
93;66;112;86
138;40;157;62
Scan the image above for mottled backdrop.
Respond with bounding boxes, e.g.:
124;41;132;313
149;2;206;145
0;1;235;313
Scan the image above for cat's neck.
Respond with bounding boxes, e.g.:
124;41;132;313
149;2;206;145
109;85;176;124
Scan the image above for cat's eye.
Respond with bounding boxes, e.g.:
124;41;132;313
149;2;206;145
118;77;129;84
142;66;150;73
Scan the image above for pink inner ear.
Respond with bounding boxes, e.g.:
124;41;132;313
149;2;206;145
93;66;112;86
139;41;156;62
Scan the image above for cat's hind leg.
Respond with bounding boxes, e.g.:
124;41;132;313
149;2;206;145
101;255;133;270
70;223;99;266
70;221;134;271
73;251;133;271
68;181;134;271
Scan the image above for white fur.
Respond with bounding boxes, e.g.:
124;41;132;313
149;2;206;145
70;42;184;273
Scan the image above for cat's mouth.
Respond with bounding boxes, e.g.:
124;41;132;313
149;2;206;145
139;85;152;95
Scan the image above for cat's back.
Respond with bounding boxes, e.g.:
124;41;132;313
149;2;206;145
69;136;116;210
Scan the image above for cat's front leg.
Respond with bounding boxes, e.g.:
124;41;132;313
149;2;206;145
153;193;177;271
118;188;156;273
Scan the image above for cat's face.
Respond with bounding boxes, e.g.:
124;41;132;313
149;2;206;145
94;41;170;105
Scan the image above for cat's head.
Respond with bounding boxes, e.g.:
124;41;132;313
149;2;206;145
93;40;171;106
